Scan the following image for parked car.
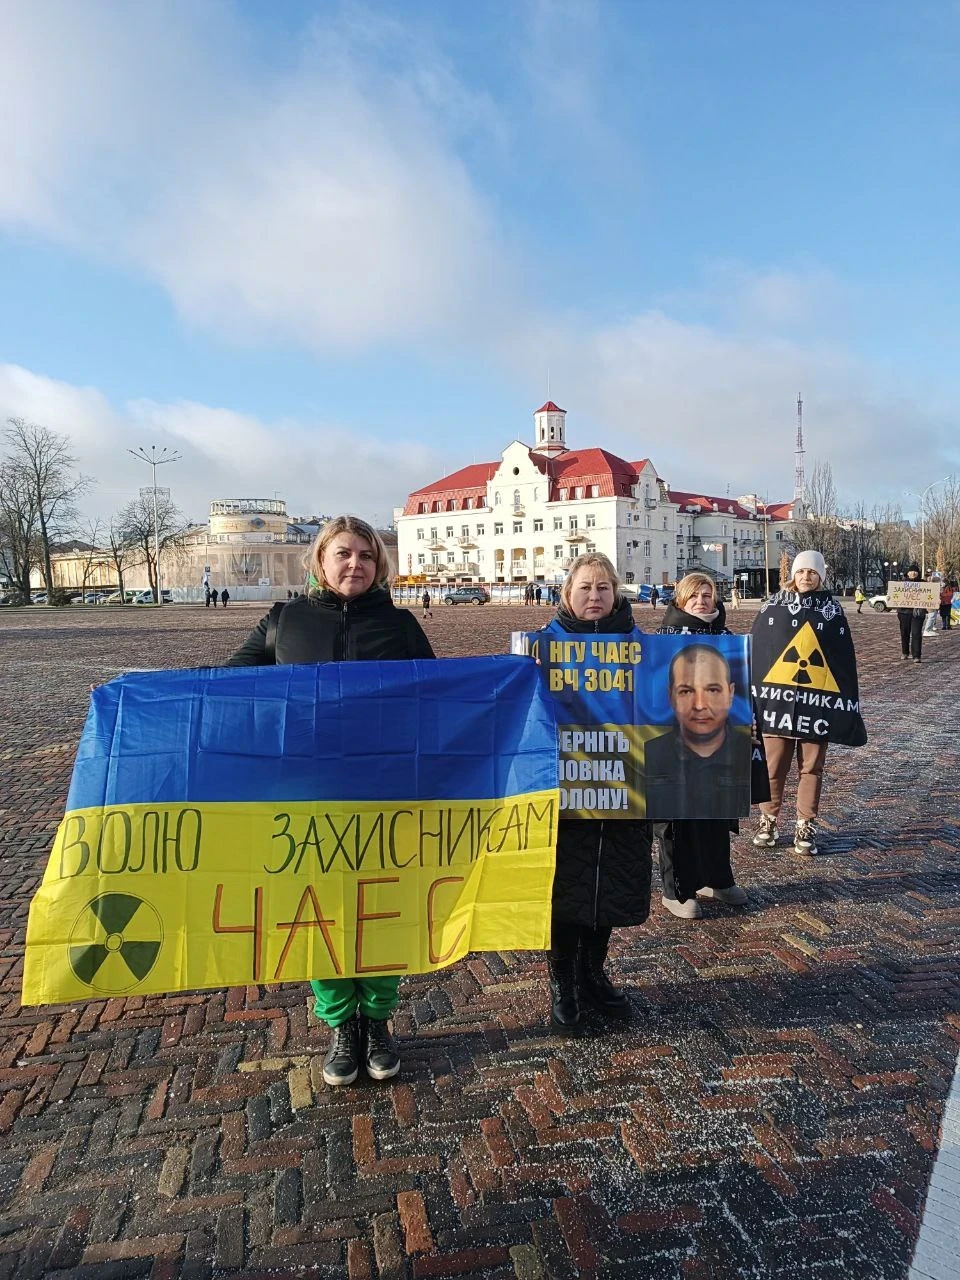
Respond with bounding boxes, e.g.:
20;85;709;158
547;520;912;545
131;590;157;604
443;586;490;605
869;594;889;612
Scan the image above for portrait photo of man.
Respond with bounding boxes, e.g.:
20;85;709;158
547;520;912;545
643;642;751;820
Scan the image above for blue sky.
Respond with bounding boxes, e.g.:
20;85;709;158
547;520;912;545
1;0;957;525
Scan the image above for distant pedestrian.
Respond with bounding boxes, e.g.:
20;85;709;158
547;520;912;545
204;588;211;608
897;564;926;662
940;582;956;630
287;589;293;599
210;588;219;609
220;588;230;608
854;586;865;613
421;589;432;619
730;586;741;610
650;585;659;609
535;585;542;606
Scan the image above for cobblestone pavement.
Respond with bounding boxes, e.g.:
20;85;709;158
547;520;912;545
0;602;957;1279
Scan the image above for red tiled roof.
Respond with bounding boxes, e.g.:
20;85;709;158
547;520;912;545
402;461;499;516
544;448;646;499
762;501;795;520
407;462;499;497
670;490;793;521
535;401;565;414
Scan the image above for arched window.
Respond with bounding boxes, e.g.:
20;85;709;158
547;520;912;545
494;492;501;505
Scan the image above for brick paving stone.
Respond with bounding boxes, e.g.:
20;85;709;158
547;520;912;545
0;604;958;1276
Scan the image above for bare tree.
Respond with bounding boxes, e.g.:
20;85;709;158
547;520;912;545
923;476;960;579
73;520;105;595
115;493;187;600
105;514;141;601
790;461;852;587
0;454;42;601
867;502;911;585
4;418;91;601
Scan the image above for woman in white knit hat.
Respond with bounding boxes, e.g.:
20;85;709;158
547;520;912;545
749;550;865;857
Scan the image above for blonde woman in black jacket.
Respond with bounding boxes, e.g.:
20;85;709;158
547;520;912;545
227;516;434;1087
546;554;653;1036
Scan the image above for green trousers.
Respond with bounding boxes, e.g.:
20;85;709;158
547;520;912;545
310;976;401;1028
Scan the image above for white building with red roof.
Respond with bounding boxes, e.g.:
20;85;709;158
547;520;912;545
395;403;796;591
396;403;675;587
671;491;797;591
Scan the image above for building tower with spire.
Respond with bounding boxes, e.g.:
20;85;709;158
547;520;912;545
794;393;806;519
532;401;567;456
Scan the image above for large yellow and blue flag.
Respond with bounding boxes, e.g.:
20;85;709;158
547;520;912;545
22;657;559;1006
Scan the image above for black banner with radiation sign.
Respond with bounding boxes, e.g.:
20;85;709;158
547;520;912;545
750;591;867;747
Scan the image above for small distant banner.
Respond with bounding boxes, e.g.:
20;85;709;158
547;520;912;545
511;624;753;821
22;658;559;1007
886;581;939;611
751;591;867;746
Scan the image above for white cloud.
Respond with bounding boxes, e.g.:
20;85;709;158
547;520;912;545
0;1;508;350
659;262;850;333
1;3;956;519
0;365;445;526
498;306;957;508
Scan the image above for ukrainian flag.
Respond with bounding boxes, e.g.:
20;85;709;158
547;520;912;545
22;657;559;1006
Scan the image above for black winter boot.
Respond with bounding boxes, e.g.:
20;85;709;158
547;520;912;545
548;924;583;1036
579;928;631;1019
322;1015;360;1087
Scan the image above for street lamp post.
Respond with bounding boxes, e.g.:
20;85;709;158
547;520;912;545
757;504;771;596
128;446;181;603
906;477;949;578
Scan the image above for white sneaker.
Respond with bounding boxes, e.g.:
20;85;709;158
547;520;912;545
794;821;818;855
697;885;748;906
661;895;703;919
753;814;778;847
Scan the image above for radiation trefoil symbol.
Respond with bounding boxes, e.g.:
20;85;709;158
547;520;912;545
69;893;163;992
762;622;840;692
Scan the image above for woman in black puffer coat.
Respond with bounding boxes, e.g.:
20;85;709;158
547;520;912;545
226;515;434;1091
656;574;746;920
546;553;653;1036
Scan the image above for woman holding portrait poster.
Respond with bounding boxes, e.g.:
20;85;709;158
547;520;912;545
543;553;653;1036
656;573;748;920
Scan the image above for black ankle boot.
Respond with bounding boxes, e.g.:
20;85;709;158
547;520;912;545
548;929;583;1036
579;930;631;1020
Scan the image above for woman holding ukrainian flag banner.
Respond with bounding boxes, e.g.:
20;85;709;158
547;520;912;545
544;553;653;1037
227;516;434;1087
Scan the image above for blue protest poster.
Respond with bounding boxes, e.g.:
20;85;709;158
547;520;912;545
512;624;752;820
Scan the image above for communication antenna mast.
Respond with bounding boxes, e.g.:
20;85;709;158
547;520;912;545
794;393;806;518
